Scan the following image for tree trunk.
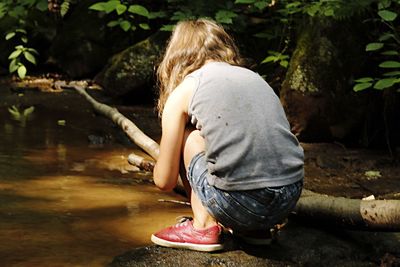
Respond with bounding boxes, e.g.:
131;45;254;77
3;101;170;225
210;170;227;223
280;17;367;142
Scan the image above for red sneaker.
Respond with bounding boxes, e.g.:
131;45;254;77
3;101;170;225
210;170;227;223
151;217;224;252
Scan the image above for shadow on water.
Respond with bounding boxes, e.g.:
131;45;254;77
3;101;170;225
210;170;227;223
0;90;189;267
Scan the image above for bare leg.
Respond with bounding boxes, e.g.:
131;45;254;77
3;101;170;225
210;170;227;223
182;128;217;229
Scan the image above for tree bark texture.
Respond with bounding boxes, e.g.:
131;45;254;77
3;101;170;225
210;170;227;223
297;190;400;231
127;153;155;172
280;17;367;142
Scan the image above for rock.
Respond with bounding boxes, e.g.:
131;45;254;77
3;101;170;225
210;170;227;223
94;31;168;98
108;223;400;266
108;246;290;267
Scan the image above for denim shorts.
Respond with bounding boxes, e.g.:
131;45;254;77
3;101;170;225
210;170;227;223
187;152;303;232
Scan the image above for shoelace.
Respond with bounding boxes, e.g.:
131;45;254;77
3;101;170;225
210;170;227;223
174;215;193;227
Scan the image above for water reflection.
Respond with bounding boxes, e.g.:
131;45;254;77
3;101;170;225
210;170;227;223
0;103;190;266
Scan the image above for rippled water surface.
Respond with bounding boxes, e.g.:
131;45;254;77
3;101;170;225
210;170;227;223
0;90;190;266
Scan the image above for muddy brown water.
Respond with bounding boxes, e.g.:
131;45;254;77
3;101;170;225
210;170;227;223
0;90;191;266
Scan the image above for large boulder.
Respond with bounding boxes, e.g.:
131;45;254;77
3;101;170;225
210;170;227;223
94;31;168;99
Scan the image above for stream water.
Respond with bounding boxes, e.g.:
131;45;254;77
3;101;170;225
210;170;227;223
0;90;190;267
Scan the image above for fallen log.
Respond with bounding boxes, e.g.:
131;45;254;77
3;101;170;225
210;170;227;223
127;153;155;172
72;83;400;231
296;190;400;231
71;81;159;160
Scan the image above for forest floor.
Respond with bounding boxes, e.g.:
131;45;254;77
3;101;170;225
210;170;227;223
1;83;400;266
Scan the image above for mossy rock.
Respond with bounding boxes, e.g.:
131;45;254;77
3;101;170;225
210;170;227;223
94;32;168;98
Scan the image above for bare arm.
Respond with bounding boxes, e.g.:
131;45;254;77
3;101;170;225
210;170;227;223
153;77;196;191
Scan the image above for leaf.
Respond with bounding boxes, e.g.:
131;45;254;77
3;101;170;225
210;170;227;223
254;1;269;10
215;10;237;24
261;55;277;64
160;24;175;31
27;48;39;55
383;71;400;76
36;1;48;11
324;8;334;17
103;0;120;13
9;59;19;73
116;4;127;15
23;51;36;64
148;11;167;19
107;20;120;27
379;33;395;41
139;23;150;30
17;65;27;79
378;10;397;21
60;1;70;17
234;0;257;3
21;0;36;7
354;77;374;83
119;20;131;32
57;120;66;126
366;42;384;51
21;36;28;43
378;0;391;10
379;61;400;68
280;60;289;68
381;50;398;56
353;83;372;92
373;78;397;89
5;32;16;40
89;2;106;11
8;50;22;59
128;5;149;17
15;29;27;34
306;5;320;17
171;10;192;21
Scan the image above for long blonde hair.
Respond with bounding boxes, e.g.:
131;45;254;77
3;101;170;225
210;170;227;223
156;18;244;117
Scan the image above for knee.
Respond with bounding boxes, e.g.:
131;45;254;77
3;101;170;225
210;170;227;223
183;129;205;168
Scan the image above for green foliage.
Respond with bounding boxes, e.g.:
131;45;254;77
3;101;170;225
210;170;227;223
354;0;400;92
89;1;154;32
155;0;242;31
0;0;48;78
261;51;289;68
5;27;39;79
0;0;47;20
7;44;39;79
61;0;75;18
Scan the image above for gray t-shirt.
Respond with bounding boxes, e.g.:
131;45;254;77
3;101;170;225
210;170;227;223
188;62;304;190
